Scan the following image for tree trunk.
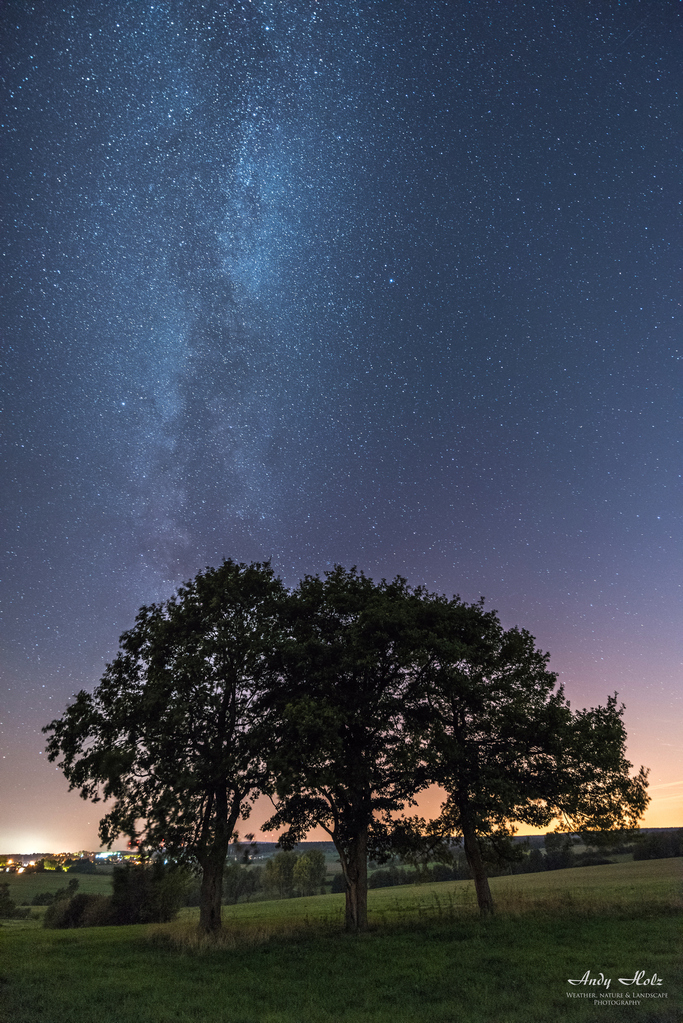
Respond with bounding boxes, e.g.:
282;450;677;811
197;788;239;935
463;824;494;916
338;827;368;933
198;850;227;934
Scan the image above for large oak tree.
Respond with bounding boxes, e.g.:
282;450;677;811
43;560;285;934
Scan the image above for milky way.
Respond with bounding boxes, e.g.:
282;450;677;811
2;1;680;849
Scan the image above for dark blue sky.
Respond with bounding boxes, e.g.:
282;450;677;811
2;0;680;850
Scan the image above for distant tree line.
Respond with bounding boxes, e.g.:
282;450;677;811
632;830;683;861
182;848;329;906
44;561;650;934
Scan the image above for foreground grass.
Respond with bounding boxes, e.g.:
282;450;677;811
1;859;681;1023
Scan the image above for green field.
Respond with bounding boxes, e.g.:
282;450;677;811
2;871;113;902
1;859;681;1023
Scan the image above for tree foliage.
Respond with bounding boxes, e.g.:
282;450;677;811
293;849;327;896
263;851;298;899
44;560;650;933
396;594;650;913
32;878;80;906
633;830;683;861
261;566;424;932
43;560;285;934
222;861;262;904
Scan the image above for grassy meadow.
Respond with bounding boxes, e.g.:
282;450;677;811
1;858;681;1023
1;870;113;902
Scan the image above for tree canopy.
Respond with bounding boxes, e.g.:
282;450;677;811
260;566;424;931
44;561;650;933
398;593;650;913
43;559;286;934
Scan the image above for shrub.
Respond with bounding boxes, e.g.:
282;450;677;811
521;848;547;873
109;861;192;924
263;851;298;899
574;852;614;867
109;863;150;924
44;893;108;929
43;861;191;928
31;892;56;906
429;863;456;882
330;872;345;894
79;894;114;927
544;833;576;870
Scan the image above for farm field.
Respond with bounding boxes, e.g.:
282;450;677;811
2;871;113;902
1;858;681;1023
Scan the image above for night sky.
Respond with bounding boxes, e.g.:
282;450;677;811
2;1;681;853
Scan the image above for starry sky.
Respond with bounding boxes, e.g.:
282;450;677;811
2;1;681;853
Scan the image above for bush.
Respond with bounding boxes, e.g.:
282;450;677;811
330;872;346;894
429;863;456;882
263;851;298;899
521;848;547;873
43;861;191;929
109;863;149;924
79;894;114;927
44;893;108;929
31;892;57;906
293;850;327;896
574;853;614;867
544;833;576;871
109;861;192;925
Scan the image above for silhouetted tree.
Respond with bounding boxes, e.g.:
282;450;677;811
262;567;423;932
398;594;650;915
44;560;286;935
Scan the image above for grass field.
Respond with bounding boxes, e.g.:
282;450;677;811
2;871;113;902
1;858;681;1023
